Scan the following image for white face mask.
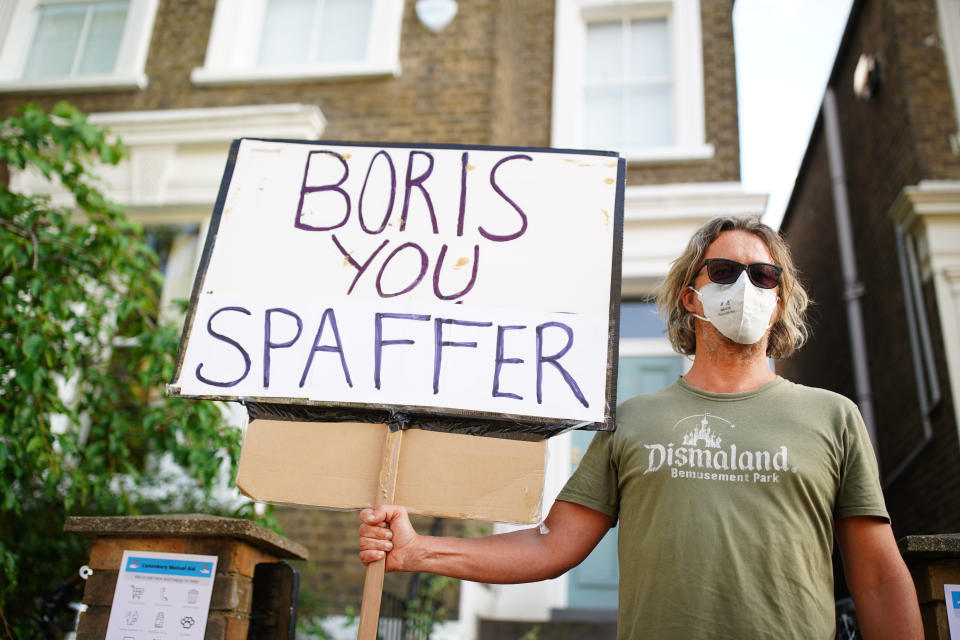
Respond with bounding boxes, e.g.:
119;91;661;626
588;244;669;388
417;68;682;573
689;271;778;345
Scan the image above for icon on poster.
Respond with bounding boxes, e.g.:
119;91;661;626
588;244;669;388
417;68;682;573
180;616;195;629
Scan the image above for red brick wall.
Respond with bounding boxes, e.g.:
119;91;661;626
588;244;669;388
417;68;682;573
780;0;960;536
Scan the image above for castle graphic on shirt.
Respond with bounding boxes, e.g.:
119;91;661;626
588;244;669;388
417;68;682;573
642;413;797;484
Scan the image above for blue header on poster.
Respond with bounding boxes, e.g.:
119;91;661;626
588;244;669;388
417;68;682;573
125;556;214;578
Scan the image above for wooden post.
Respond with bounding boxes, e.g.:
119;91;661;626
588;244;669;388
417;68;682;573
357;426;404;640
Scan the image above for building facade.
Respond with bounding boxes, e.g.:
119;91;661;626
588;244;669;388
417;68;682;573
0;0;764;636
779;0;960;545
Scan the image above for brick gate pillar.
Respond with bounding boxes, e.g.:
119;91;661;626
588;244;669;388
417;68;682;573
65;514;309;640
899;533;960;640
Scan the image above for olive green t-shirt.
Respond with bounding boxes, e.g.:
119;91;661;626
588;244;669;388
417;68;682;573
557;376;887;640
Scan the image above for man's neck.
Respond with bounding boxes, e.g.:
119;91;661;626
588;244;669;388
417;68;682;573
683;331;777;394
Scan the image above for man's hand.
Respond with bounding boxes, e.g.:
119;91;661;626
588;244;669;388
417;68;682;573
358;505;418;571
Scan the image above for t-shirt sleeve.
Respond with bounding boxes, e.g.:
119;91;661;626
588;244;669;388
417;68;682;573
835;404;889;521
556;430;620;522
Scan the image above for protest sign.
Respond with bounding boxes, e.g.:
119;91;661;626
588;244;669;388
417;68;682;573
168;139;624;435
167;139;624;639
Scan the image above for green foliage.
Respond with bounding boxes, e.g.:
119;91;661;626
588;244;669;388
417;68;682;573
517;624;541;640
403;573;455;639
0;102;246;637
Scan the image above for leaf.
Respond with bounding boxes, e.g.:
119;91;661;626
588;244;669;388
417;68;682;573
22;334;45;360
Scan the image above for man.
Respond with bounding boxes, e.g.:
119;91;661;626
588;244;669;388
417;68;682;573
358;216;922;639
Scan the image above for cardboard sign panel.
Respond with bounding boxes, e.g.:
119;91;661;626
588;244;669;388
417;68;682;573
169;139;624;431
236;420;546;524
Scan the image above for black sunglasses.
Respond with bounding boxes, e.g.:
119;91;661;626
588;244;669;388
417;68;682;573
697;258;782;289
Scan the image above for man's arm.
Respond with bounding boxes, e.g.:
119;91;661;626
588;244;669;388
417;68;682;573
358;499;613;584
837;516;922;640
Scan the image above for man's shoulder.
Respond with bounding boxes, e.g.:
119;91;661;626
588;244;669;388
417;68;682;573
776;378;859;410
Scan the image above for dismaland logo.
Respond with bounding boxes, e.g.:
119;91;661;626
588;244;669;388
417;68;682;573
643;413;797;484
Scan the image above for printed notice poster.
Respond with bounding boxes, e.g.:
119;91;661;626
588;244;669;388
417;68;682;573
947;584;960;640
105;550;218;639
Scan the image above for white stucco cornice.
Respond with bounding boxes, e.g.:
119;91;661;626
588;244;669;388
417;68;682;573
620;182;768;296
11;103;326;215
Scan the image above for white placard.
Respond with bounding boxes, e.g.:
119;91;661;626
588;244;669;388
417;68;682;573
106;550;218;640
947;583;960;640
170;139;623;427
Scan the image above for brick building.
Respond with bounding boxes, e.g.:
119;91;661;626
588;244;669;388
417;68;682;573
779;0;960;545
0;0;763;636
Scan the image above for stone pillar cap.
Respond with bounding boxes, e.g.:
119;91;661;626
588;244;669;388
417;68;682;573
898;533;960;559
64;514;308;560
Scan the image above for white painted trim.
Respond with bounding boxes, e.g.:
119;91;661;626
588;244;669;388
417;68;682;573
623;181;768;220
190;63;399;86
87;103;328;144
0;72;148;93
620;182;768;296
623;142;715;164
192;0;404;87
0;0;159;92
551;0;707;161
11;104;327;211
890;180;960;461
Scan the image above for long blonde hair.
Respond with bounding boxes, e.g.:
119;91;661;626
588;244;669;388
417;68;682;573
654;216;810;358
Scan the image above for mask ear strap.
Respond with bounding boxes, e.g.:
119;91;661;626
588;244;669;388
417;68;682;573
685;286;709;323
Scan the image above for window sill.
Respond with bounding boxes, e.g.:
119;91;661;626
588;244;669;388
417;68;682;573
0;73;149;94
191;63;400;86
623;143;715;165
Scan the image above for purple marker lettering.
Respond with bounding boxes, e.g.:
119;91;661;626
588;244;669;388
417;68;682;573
295;150;350;231
196;306;252;387
374;312;430;389
263;308;303;388
331;234;390;295
376;242;428;298
299;308;352;388
400;150;438;233
493;324;526;400
536;321;588;407
480;154;532;242
358;150;396;234
433;318;492;394
432;244;479;301
457;151;468;237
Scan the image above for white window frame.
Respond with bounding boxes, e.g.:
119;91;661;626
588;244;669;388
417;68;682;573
552;0;713;164
0;0;158;93
191;0;404;86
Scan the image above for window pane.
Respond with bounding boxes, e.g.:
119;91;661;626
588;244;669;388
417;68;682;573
77;2;129;75
620;302;665;339
315;0;372;62
617;355;684;402
585;20;622;81
584;85;623;149
627;84;673;146
259;0;314;66
22;5;86;79
629;18;669;79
